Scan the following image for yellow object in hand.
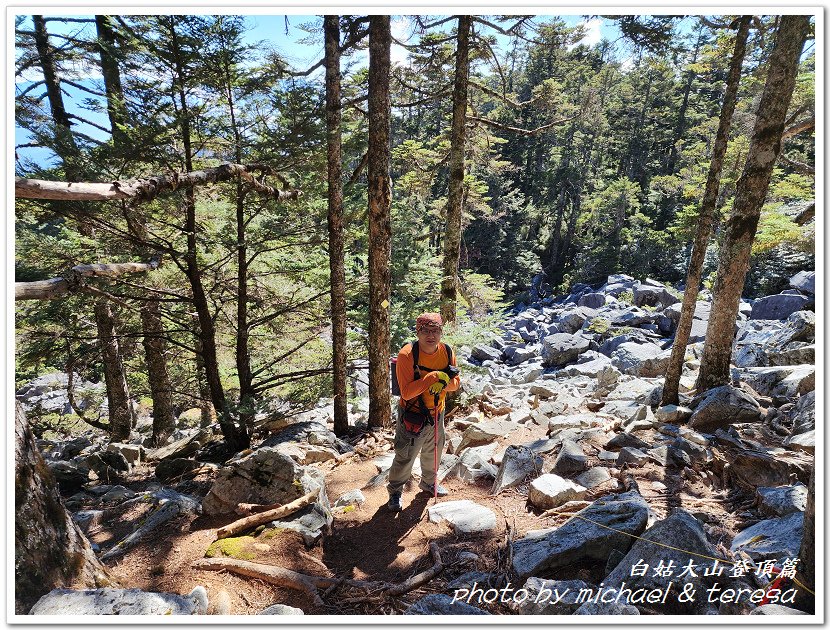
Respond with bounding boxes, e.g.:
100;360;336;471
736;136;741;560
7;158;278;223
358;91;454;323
428;371;450;395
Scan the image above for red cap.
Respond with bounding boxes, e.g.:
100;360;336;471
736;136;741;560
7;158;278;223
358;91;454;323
416;312;443;330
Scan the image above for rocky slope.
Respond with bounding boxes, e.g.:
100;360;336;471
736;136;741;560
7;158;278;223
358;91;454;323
18;271;815;616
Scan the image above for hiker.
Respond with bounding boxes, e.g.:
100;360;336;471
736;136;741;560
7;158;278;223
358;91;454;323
387;312;461;512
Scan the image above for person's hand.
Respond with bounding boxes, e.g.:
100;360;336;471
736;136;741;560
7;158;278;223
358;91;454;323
428;371;450;395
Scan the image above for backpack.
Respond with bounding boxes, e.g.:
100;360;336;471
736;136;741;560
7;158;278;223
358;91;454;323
390;341;454;435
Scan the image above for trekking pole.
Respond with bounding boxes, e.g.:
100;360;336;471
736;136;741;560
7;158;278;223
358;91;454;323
433;393;440;502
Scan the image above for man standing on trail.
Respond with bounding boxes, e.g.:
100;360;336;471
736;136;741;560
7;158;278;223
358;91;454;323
387;313;461;512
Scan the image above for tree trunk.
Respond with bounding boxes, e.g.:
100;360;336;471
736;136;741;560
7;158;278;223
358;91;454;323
93;299;134;441
367;16;392;429
665;25;705;177
191;313;217;428
168;21;245;450
94;15;128;148
662;17;751;406
440;15;472;324
140;300;175;446
325;15;349;436
32;15;80;171
696;15;810;391
15;403;112;614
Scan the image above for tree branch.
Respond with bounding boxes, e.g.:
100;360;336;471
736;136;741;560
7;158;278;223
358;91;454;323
468;113;574;136
15;163;302;202
15;259;161;300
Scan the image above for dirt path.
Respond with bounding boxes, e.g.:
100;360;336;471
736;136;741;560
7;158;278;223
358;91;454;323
100;414;739;615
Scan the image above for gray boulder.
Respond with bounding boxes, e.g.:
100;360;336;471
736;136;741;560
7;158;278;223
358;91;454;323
756;485;807;517
731;512;804;561
404;594;489;615
541;333;591;367
602;511;736;614
558;306;598;333
528;474;587;510
511;490;650;578
46;460;90;495
617;447;648;467
575;467;611;489
552;440;588;475
611;342;669;377
456;419;517;453
655;404;693;424
428;500;497;534
202;448;325;516
491;446;542;495
750;294;809;320
784;430;815;454
155;458;203;482
30;586;208;615
503;345;540;366
738;366;815;398
789;270;815;294
578;293;606;309
471;344;502;362
688;385;762;431
788;391;815;435
509;578;593;614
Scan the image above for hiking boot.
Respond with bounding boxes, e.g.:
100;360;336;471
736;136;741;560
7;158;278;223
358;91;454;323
418;481;449;496
387;492;403;512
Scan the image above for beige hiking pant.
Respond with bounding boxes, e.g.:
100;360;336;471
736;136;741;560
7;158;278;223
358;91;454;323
387;404;445;496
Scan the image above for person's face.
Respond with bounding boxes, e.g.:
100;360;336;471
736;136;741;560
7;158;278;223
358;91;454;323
416;324;442;351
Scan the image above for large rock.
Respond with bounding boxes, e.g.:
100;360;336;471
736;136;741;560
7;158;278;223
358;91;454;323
633;282;678;309
456;419;518;453
528;474;587;510
558;306;598;333
756;485;807;517
788;270;815;294
511;491;650;578
788;391;815;435
688;385;762;431
202;448;325;516
509;578;593;614
551;440;588;475
541;333;591;367
750;294;809;320
602;511;737;614
146;429;212;462
503;345;540;366
404;594;489;615
490;446;542;495
738;366;815;398
725;449;811;490
30;587;208;615
428;500;497;534
578;293;606;309
611;343;669;377
731;512;804;561
575;467;611;489
784;429;815;454
471;344;502;362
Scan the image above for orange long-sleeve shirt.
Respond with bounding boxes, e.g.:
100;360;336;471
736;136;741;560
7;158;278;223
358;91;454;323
396;342;460;411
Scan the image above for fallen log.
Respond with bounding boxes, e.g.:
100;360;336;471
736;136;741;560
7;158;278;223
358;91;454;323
15;259;160;300
216;488;319;540
15;163;301;202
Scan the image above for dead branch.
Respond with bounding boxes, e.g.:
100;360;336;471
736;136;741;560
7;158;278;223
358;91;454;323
234;501;284;516
382;542;443;597
468;114;574;136
216;488;320;540
15;259;161;301
778;154;815;176
15;163;301;202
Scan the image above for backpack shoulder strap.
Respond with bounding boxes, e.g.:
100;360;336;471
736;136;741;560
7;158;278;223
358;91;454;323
443;342;453;369
411;340;420;378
